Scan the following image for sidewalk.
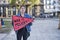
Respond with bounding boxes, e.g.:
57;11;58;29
0;19;60;40
0;27;12;40
2;29;17;40
0;33;7;40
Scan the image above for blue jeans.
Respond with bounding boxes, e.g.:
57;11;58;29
17;27;27;40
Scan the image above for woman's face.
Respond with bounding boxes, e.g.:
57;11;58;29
20;6;26;14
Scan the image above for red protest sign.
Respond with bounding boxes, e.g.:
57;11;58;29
12;15;33;31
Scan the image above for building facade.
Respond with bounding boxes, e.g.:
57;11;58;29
0;0;18;18
0;0;44;18
32;0;44;17
44;0;60;17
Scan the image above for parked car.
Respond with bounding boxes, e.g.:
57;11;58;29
44;13;53;18
49;13;53;18
40;13;46;18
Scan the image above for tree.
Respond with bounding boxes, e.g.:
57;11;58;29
10;0;26;8
10;0;38;7
29;0;37;7
10;0;16;6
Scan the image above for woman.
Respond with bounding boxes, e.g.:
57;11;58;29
12;5;32;40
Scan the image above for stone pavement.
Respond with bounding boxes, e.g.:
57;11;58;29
2;30;17;40
1;19;60;40
0;33;7;40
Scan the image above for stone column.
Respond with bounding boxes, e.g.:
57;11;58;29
16;8;18;15
6;7;8;18
11;8;13;16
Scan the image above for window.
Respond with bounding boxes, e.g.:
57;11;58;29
40;0;43;3
40;6;44;12
51;6;54;9
58;7;60;10
1;7;3;13
13;7;16;15
57;0;60;4
47;0;50;5
47;6;50;9
52;1;56;5
44;6;46;9
45;0;47;5
53;6;55;9
8;7;11;17
47;0;51;5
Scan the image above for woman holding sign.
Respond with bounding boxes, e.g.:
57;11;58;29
12;5;33;40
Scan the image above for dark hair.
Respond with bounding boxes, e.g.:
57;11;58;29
20;5;26;8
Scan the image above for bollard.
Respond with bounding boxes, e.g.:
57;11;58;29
58;14;60;29
0;20;2;29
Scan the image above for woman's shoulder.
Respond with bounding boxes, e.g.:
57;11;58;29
25;13;32;18
16;13;21;16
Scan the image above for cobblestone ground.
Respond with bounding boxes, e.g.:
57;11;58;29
1;19;60;40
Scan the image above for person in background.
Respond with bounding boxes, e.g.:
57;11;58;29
1;18;5;28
